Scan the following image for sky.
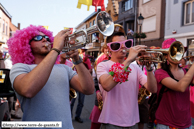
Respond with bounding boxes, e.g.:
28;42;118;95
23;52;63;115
1;0;108;36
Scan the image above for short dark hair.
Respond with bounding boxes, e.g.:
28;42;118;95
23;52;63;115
106;32;125;43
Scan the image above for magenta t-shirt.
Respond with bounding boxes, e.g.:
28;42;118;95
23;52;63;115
155;68;191;128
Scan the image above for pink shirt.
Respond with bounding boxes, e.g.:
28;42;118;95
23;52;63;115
190;86;194;118
84;58;92;70
97;54;109;66
97;60;147;127
155;69;191;128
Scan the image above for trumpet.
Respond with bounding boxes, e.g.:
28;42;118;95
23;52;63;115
69;88;77;101
62;11;114;52
137;41;185;63
138;87;151;104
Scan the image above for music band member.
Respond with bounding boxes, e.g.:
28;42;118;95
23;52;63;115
96;31;157;129
7;25;94;128
154;38;194;129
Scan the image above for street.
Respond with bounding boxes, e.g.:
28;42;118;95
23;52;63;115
10;92;194;129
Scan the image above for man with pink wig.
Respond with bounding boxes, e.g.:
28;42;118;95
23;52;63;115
7;25;94;128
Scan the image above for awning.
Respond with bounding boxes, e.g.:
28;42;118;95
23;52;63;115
87;47;100;52
0;41;5;44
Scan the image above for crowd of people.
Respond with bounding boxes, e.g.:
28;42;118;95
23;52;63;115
0;24;194;129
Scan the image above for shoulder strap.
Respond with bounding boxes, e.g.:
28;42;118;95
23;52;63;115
157;69;179;106
156;85;166;106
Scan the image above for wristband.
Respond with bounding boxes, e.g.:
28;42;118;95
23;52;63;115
109;63;132;83
51;48;60;55
146;67;153;72
72;56;83;65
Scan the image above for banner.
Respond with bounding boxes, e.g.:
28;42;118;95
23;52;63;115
64;27;73;34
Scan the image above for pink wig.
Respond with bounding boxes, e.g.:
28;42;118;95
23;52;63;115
162;38;176;49
7;25;54;65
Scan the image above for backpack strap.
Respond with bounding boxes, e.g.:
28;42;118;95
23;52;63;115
156;85;166;107
156;69;179;107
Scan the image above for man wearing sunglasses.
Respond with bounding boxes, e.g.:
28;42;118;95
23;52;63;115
7;25;94;128
96;31;157;129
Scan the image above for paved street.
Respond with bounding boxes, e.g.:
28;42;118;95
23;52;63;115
8;92;194;129
71;92;95;129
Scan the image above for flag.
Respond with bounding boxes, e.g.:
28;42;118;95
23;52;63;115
77;0;105;12
92;0;105;12
64;27;73;34
77;0;92;11
93;33;99;40
42;26;49;30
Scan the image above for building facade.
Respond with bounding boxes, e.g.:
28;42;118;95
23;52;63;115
106;0;119;22
0;3;11;46
115;0;136;35
138;0;165;47
164;0;194;56
75;9;103;58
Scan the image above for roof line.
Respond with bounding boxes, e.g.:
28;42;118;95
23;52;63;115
75;8;101;29
0;3;12;19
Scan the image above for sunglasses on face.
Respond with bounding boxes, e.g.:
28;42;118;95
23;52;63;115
32;35;50;42
107;39;133;52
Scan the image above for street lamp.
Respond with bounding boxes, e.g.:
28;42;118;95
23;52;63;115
137;13;144;45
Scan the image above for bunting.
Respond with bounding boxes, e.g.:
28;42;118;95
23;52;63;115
64;27;73;34
77;0;105;12
42;26;49;30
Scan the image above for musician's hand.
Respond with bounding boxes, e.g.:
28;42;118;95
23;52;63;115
53;29;72;51
127;45;147;62
66;49;79;62
96;91;102;103
145;61;152;70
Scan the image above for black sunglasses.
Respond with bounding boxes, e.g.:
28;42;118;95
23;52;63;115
107;39;133;51
32;35;50;42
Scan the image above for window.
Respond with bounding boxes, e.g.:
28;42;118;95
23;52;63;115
6;23;8;35
93;20;95;25
174;0;178;4
3;20;5;33
122;0;133;12
184;0;194;25
90;22;92;27
142;16;156;32
143;0;151;4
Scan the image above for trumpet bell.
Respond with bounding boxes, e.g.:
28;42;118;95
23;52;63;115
169;41;185;62
96;11;114;36
62;11;114;53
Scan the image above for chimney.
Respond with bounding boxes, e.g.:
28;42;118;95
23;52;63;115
18;23;20;30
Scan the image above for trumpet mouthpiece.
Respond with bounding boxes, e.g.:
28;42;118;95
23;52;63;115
44;43;51;48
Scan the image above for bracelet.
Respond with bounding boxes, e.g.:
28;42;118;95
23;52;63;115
51;48;60;55
146;67;153;72
72;56;83;65
109;63;132;84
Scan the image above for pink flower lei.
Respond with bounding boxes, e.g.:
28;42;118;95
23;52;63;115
109;63;132;84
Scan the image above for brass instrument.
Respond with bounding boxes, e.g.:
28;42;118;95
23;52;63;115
137;41;185;63
62;11;114;52
69;88;77;101
69;66;77;101
138;87;151;104
98;100;103;111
